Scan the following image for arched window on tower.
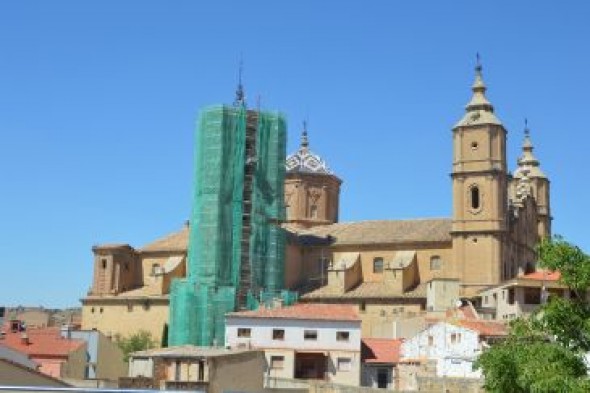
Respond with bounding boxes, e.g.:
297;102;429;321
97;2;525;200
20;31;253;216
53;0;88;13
471;186;480;210
310;205;318;218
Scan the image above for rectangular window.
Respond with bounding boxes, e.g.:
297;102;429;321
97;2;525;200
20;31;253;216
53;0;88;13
337;357;352;371
451;333;457;344
237;328;251;338
428;335;434;347
270;355;285;369
272;329;285;340
304;330;318;340
373;257;384;273
430;256;442;270
336;331;350;341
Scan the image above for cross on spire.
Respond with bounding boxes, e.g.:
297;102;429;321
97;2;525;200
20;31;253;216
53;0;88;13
301;120;309;149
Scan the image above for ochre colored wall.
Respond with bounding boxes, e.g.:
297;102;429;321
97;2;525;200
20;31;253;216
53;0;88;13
82;301;168;345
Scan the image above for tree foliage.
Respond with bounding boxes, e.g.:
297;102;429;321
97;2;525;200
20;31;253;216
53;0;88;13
115;330;156;362
475;236;590;392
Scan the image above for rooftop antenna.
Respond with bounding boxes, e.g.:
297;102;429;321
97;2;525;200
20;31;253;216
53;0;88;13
234;55;245;106
524;118;530;136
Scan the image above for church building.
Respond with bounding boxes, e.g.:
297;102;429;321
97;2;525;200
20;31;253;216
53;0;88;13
81;61;551;340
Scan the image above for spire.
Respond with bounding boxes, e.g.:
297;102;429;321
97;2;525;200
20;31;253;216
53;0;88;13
300;120;309;149
466;53;494;113
454;54;502;128
515;119;546;178
234;57;245;107
285;120;334;175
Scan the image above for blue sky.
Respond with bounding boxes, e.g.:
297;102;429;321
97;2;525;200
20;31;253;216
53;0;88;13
1;1;589;307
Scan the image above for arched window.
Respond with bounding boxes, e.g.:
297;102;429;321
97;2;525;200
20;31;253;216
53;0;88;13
373;257;384;273
310;205;318;218
471;186;480;210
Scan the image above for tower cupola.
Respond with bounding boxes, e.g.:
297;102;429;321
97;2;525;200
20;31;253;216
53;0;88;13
454;56;503;128
284;122;341;227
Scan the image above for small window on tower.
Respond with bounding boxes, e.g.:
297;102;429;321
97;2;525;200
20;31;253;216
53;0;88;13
101;259;107;269
471;186;480;210
373;258;384;273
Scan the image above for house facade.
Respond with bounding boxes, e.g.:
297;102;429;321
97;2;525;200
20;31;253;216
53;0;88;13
125;346;264;393
476;270;571;320
361;338;402;390
401;321;507;379
225;303;361;386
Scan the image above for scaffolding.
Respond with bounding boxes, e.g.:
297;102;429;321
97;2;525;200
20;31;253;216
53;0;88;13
169;104;291;347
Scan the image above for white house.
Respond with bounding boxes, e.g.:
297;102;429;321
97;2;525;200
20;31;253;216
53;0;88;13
225;303;362;386
401;320;507;379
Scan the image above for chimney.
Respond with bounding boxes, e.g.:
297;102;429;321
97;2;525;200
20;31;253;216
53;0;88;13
20;332;29;345
61;324;73;340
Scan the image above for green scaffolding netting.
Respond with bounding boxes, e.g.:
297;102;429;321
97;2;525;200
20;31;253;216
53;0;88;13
169;104;291;347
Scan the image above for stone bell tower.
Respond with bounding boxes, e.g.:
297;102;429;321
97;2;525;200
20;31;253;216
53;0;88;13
451;59;509;294
512;122;551;239
284;122;342;228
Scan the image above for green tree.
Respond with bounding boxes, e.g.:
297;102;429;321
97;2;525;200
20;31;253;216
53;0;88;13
115;330;156;362
475;236;590;392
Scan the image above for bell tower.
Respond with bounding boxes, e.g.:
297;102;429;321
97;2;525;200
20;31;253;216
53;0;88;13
512;122;551;239
451;58;508;294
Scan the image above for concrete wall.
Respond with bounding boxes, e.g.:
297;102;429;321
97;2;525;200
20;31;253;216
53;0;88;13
208;351;265;393
96;331;127;379
128;357;153;377
62;343;88;379
0;360;69;387
427;279;460;312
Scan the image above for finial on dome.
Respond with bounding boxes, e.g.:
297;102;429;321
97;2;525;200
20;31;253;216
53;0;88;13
472;52;486;92
523;118;533;151
301;120;309;149
234;57;245;106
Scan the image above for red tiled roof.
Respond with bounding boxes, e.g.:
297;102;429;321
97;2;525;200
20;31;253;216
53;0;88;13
227;303;360;322
455;320;508;337
1;327;85;358
520;270;561;281
445;305;478;320
362;338;402;364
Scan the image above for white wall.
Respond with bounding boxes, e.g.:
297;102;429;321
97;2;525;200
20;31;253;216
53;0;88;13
401;322;481;378
128;357;153;378
225;317;361;352
225;316;361;386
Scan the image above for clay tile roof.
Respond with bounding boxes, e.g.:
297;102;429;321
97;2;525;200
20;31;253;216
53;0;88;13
520;270;561;281
227;303;360;322
302;282;427;300
291;219;451;246
362;338;402;364
455;320;508;337
139;226;190;252
2;327;85;358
